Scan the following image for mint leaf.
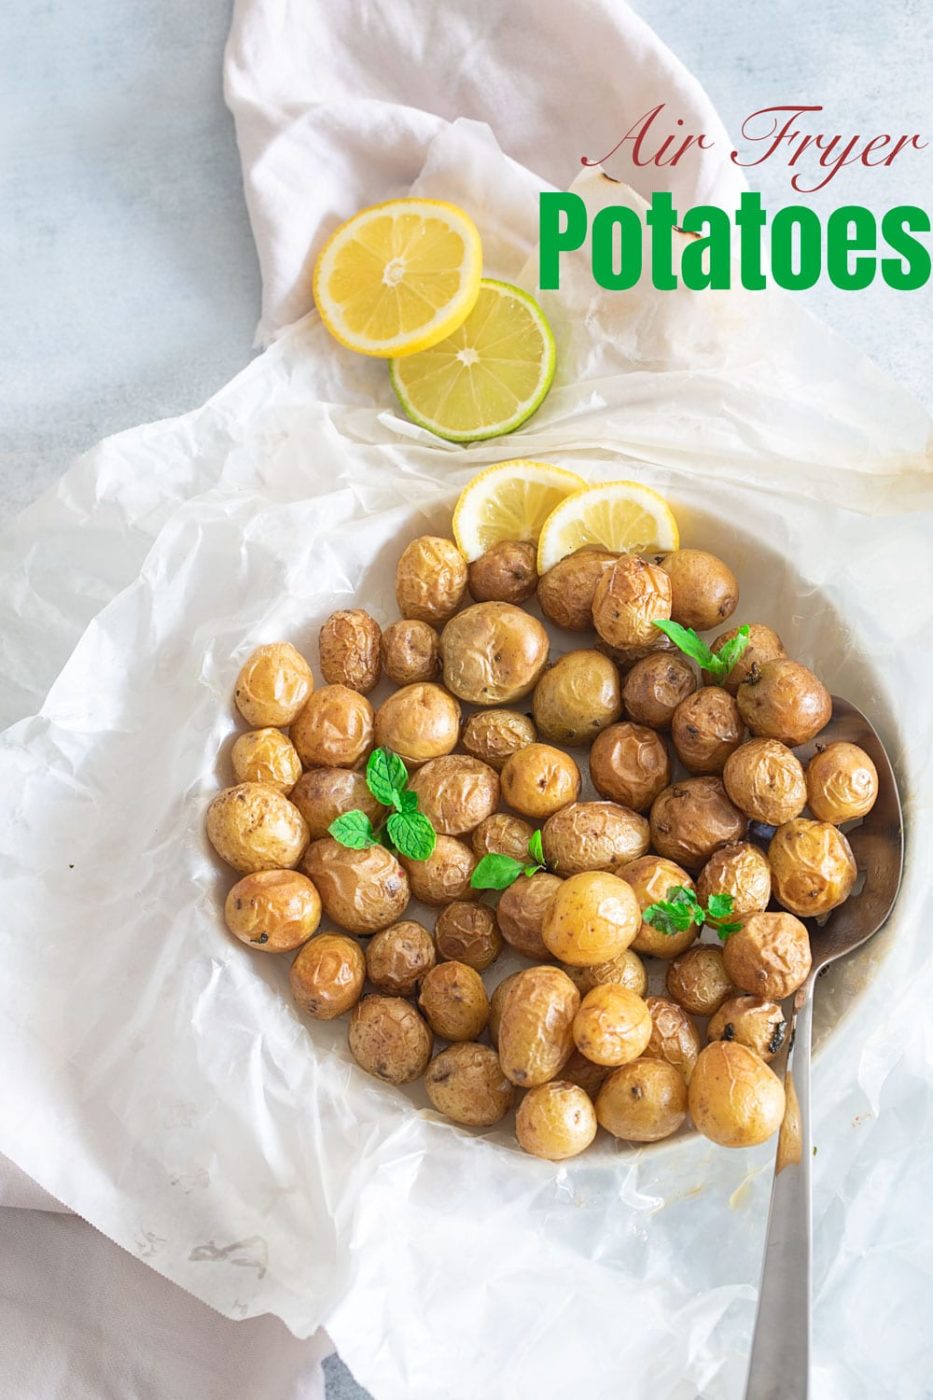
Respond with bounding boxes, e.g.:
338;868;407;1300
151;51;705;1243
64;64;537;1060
713;625;750;678
470;853;525;890
386;810;436;861
527;829;545;866
329;810;378;849
706;892;735;921
652;620;717;671
398;789;419;814
366;747;408;808
643;885;704;936
715;921;743;941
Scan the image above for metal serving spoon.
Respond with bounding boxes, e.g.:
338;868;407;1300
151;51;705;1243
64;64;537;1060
744;696;904;1400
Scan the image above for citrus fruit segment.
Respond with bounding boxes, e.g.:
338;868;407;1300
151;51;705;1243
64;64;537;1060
452;460;585;562
389;279;556;442
313;198;483;357
536;481;680;574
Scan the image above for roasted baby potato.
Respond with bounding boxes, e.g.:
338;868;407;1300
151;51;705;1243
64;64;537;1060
497;965;580;1086
373;682;461;765
664;945;734;1018
642;996;702;1083
536;547;617;631
572;984;653;1066
671;686;744;775
395;535;468;625
620;854;699;959
736;659;832;747
589;721;671;812
231;728;303;793
400;836;477;906
225;869;321;953
768;818;857;917
500;742;581;819
596;1058;688;1142
592;555;672;650
348;995;433;1084
440;602;549;705
380;618;441;686
302;837;410;933
707;995;787;1062
723;738;807;826
532;649;622;746
407;754;500;835
290;767;386;842
560;948;647;999
425;1043;514;1126
696;842;771;917
434;901;503;971
722;911;812;999
516;1081;597;1160
688;1041;785;1147
497;871;562;959
290;932;365;1019
471;812;536;864
291;685;375;770
649;778;747;872
806;742;879;825
705;622;786;694
365;920;436;996
319;608;382;693
461;708;536;771
467;540;538;604
659;549;738;632
621;652;696;730
206;783;309;873
542;801;649;876
234;642;313;727
418;961;489;1041
542;871;641;966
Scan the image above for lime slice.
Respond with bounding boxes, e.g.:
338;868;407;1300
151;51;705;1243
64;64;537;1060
453;460;585;561
536;482;680;574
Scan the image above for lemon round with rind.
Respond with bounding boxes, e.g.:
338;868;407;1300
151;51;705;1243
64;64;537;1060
536;481;680;574
452;459;586;562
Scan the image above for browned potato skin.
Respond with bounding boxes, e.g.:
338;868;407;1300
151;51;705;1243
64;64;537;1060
561;949;647;999
348;995;433;1084
532;650;622;746
488;971;523;1047
425;1043;514;1126
291;685;375;770
649;778;747;873
572;985;652;1066
768;819;857;917
597;632;675;669
671;687;744;776
622;653;696;731
225;869;322;952
665;946;734;1017
723;738;807;825
380;619;441;686
497;966;580;1086
589;722;671;812
302;838;410;934
467;541;538;604
400;836;477;906
592;555;672;650
696;842;771;917
559;1050;611;1100
659;550;739;632
806;742;879;824
537;548;617;631
231;729;303;793
461;709;536;772
435;901;503;971
440;602;549;705
619;855;698;959
207;783;310;873
418;961;489;1041
516;1081;597;1159
407;755;499;835
722;911;812;999
234;642;313;727
319;609;382;694
688;1041;785;1147
472;813;536;863
705;623;786;694
596;1058;688;1142
500;743;581;820
542;801;649;877
497;872;562;959
542;871;641;966
373;683;461;766
290;768;386;842
365;921;436;996
290;933;365;1020
395;536;468;625
643;997;702;1082
737;659;832;747
707;996;787;1062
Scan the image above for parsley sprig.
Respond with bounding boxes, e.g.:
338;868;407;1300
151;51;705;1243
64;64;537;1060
470;828;546;891
642;884;742;941
329;747;436;861
652;620;750;684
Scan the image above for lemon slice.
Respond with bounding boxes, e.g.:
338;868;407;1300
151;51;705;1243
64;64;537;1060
452;460;584;562
389;279;556;442
536;481;679;574
313;198;483;358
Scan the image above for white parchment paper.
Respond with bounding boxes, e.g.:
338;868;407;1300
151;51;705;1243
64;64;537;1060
1;123;932;1400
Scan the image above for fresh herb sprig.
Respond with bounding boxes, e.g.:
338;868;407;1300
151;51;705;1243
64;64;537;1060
642;884;742;941
652;620;749;684
328;747;436;861
470;828;546;891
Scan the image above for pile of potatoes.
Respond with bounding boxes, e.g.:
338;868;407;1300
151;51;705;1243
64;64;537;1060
207;525;878;1160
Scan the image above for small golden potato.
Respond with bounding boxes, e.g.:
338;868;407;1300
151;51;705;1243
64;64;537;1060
472;812;536;864
696;842;771;917
621;652;697;731
395;536;467;625
231;728;303;792
501;743;581;820
671;686;744;775
592;555;672;650
497;872;562;959
365;921;436;996
723;738;807;825
643;997;702;1082
206;783;309;873
688;1041;785;1147
373;683;461;766
302;838;410;934
573;984;652;1066
707;995;787;1062
596;1058;688;1142
542;871;641;966
589;721;671;812
559;1050;611;1100
532;650;622;746
467;540;538;604
319;609;381;693
291;685;375;770
620;855;698;959
290;767;386;842
806;742;879;825
289;933;365;1020
348;995;433;1084
234;642;313;727
665;945;733;1017
737;659;832;747
400;836;476;906
497;965;580;1086
705;623;786;693
407;755;499;835
659;549;739;632
542;801;650;876
488;971;523;1047
769;818;857;917
649;778;747;872
561;948;647;999
225;869;321;952
440;602;549;705
537;548;617;631
425;1043;514;1126
722;911;812;999
435;901;502;971
418;961;489;1041
516;1081;597;1160
380;619;441;686
461;709;536;772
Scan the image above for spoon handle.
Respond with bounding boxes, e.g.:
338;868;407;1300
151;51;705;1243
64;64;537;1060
744;983;814;1400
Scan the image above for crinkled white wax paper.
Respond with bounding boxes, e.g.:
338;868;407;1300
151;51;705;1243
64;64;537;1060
1;122;933;1400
